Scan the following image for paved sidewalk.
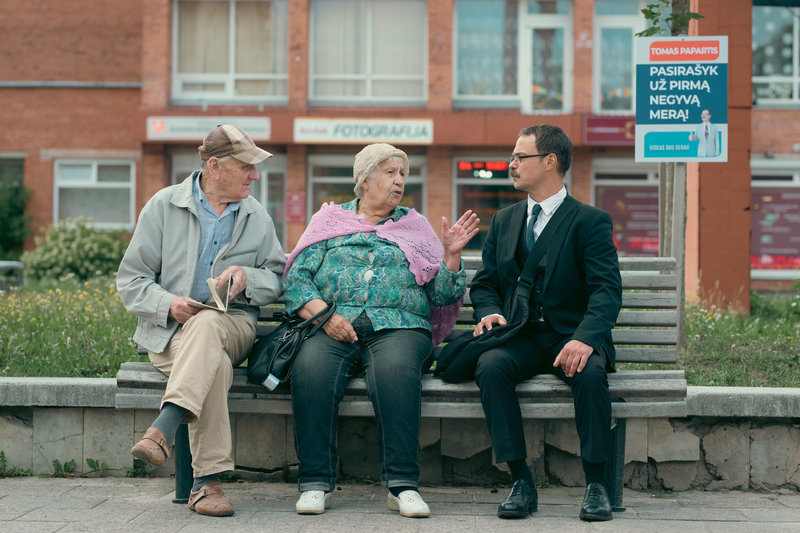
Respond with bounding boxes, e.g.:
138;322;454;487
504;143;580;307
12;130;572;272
1;477;799;532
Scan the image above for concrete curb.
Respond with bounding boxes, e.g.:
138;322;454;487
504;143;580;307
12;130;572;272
0;377;116;407
687;386;800;418
1;378;799;418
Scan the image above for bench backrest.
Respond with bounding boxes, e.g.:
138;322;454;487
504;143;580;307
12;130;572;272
257;255;680;365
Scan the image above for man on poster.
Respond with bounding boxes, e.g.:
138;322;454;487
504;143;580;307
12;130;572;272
688;109;719;157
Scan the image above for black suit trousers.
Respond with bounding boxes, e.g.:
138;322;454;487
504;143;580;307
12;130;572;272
474;324;611;465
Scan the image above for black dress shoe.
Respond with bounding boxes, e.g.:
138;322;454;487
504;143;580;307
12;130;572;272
497;478;538;519
579;482;612;521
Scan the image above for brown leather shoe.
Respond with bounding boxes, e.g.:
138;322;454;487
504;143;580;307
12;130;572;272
130;427;170;466
188;482;235;516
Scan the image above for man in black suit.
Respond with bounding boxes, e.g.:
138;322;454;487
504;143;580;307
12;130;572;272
470;125;622;521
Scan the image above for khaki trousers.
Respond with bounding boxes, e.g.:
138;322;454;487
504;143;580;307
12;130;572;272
149;309;255;477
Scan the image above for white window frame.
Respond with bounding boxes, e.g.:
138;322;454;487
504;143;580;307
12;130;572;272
592;2;648;114
750;156;800;280
307;153;426;220
519;2;573;114
171;0;289;105
452;0;573;113
308;0;428;106
53;159;136;231
752;2;800;107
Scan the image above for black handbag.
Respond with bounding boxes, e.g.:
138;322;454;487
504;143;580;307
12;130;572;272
246;303;337;390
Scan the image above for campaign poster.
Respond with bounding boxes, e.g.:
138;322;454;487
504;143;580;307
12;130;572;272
635;36;728;162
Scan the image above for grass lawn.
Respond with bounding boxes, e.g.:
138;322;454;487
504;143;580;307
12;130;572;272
1;278;798;387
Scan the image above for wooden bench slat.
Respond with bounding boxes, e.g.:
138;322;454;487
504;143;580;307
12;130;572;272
615;310;677;326
615;347;677;363
461;256;678;272
620;272;677;290
612;329;677;345
464;272;677;292
621;293;678;309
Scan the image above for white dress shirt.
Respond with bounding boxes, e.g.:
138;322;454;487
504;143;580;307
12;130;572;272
527;186;567;242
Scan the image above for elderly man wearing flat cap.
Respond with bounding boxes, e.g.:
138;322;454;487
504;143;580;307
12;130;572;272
117;124;285;516
283;143;480;518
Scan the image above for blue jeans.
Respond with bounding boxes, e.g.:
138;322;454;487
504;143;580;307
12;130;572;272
290;315;433;492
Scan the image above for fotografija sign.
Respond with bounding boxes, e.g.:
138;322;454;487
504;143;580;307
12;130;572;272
635;36;728;162
294;118;433;144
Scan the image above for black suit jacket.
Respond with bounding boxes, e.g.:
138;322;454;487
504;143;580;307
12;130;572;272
470;195;622;370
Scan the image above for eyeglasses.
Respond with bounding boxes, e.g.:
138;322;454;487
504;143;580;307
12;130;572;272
508;153;551;164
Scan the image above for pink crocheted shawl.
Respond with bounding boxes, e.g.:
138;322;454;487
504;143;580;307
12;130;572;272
284;202;463;345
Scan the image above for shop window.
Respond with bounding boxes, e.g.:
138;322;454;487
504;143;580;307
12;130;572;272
753;2;800;105
751;160;800;278
453;156;525;251
173;0;288;104
170;148;287;248
309;0;427;105
308;154;425;218
592;158;659;256
454;0;572;113
54;161;135;231
593;1;669;113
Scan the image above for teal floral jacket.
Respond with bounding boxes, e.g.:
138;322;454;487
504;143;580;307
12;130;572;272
284;200;465;333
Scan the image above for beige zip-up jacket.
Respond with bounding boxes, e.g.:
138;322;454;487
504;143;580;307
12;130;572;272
116;171;285;353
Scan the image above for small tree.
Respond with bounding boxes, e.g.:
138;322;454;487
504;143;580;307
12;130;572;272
635;0;704;37
0;170;33;260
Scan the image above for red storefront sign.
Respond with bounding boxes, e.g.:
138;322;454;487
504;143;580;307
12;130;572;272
583;116;636;146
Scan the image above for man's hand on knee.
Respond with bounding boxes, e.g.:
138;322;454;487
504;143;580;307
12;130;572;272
170;296;201;324
553;340;593;378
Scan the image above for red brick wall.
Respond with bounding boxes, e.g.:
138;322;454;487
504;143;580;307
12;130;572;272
573;0;594;113
752;109;800;154
0;1;141;82
141;0;170;110
285;144;308;250
1;89;141;244
428;0;453;112
288;0;309;110
688;0;752;311
426;146;454;238
0;1;143;246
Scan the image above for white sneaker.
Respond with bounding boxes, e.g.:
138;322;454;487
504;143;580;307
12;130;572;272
387;490;430;518
296;490;331;514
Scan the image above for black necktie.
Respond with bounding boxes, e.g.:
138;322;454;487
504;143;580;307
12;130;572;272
705;124;709;140
526;204;542;251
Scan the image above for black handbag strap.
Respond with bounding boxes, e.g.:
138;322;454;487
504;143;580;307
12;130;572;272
508;198;580;320
518;197;579;289
294;302;337;338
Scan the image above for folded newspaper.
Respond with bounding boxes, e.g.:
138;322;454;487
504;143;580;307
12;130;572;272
187;276;231;312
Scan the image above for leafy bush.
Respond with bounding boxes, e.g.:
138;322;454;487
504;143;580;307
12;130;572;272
21;218;130;281
0;171;32;260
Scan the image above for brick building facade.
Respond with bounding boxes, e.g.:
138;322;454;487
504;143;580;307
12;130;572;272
1;0;798;308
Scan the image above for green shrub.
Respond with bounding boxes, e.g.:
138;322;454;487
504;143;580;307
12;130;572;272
21;218;130;281
0;171;32;260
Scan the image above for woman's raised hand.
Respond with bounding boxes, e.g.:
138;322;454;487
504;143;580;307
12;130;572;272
441;210;480;254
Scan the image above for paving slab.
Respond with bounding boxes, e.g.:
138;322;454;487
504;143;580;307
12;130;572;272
0;477;799;532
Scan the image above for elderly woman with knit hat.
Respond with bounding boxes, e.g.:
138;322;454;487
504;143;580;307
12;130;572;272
283;143;479;518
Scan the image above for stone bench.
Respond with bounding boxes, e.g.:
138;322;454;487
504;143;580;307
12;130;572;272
116;255;686;510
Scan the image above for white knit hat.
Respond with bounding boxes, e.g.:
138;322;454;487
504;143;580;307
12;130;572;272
352;143;409;196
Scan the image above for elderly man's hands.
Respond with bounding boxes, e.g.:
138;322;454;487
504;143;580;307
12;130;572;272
169;296;200;324
215;265;247;300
